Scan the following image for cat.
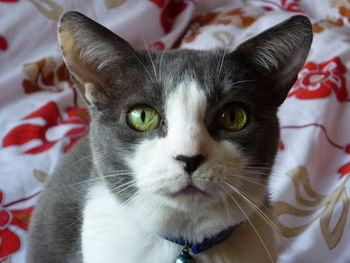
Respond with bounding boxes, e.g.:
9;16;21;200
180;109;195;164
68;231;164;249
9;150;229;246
27;11;312;263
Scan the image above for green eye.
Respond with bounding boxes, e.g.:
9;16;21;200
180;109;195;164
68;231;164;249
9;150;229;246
127;105;161;132
217;105;248;132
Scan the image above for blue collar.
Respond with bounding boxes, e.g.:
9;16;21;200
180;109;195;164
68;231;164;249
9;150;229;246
163;222;242;254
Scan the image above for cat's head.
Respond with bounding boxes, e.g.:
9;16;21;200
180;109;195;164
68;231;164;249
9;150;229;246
58;12;312;241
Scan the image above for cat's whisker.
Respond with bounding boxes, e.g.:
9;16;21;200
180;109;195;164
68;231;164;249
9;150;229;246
242;180;269;189
234;190;280;233
230;79;257;87
141;33;158;80
225;172;270;182
237;179;268;189
226;163;271;173
246;171;272;175
158;49;166;82
219;192;233;222
69;154;94;168
60;217;82;233
110;181;137;196
226;190;274;263
220;182;278;232
122;189;141;206
226;162;275;174
68;149;108;168
235;187;269;209
246;159;291;172
244;169;286;180
217;50;226;78
244;166;272;171
234;188;280;231
222;181;280;233
99;170;131;177
124;43;155;83
224;173;269;189
217;30;234;77
232;178;269;189
69;149;130;169
71;172;132;186
109;178;135;190
227;163;272;171
243;166;285;176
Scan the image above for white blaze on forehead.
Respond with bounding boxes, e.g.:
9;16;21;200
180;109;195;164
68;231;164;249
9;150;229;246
165;80;208;156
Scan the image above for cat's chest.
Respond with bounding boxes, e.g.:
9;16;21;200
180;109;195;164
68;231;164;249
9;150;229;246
81;182;274;263
81;181;179;263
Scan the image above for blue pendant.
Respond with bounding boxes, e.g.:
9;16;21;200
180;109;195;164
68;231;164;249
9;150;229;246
175;246;195;263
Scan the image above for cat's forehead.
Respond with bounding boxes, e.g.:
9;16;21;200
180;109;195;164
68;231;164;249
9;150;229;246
104;49;273;114
165;78;207;120
149;49;257;99
155;49;222;90
103;50;218;110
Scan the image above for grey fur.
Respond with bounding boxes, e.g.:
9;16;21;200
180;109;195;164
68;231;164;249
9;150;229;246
27;12;312;263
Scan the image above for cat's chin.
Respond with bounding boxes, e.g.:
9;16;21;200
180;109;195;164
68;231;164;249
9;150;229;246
170;184;209;197
127;187;249;242
160;189;218;213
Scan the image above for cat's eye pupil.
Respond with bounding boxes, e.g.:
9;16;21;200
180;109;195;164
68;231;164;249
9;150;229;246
229;110;236;122
127;105;160;132
217;104;248;132
141;110;146;123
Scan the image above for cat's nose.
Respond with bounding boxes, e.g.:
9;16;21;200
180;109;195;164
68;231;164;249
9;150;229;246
175;154;205;174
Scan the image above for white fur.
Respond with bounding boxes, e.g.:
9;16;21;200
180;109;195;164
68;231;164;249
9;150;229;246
82;79;275;262
82;181;178;263
253;29;305;73
78;36;118;72
254;38;291;71
84;83;95;104
82;182;275;263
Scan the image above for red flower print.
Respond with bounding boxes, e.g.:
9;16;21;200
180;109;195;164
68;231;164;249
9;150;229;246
150;41;166;51
288;57;348;101
150;0;189;33
258;0;303;13
22;57;72;94
150;0;164;8
0;191;37;260
346;144;350;154
2;101;90;154
339;162;350;178
280;0;302;12
279;140;285;150
0;36;8;51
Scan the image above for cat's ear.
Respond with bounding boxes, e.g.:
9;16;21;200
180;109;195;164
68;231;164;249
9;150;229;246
234;15;313;106
57;11;136;105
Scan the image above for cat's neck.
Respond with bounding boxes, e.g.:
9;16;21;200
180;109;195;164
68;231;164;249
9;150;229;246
81;181;275;263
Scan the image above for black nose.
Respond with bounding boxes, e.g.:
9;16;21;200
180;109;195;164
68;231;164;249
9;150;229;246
175;154;205;173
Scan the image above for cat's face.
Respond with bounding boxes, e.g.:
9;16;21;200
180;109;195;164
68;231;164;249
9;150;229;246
58;12;312;240
89;49;281;210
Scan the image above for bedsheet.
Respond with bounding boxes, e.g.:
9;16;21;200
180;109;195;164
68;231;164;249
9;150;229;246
0;0;350;262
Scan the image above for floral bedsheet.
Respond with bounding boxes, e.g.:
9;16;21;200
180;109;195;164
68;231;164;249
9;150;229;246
1;0;350;262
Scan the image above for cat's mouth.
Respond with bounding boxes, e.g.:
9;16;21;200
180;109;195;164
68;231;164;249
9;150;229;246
170;184;209;197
